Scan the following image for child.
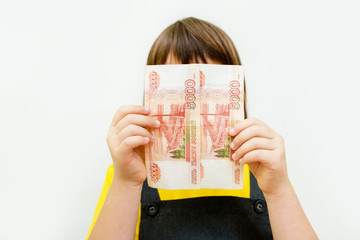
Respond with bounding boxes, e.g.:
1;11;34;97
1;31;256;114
86;17;318;240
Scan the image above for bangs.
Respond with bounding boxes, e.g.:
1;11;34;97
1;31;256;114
168;22;210;64
147;17;241;65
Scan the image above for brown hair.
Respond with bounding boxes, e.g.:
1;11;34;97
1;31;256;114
146;17;247;118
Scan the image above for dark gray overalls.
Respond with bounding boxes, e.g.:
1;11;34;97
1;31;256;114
139;172;273;240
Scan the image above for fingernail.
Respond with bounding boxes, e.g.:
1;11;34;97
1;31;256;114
151;135;155;142
144;137;150;143
230;142;235;150
144;107;150;113
240;158;243;163
229;128;236;135
232;153;236;160
155;120;161;127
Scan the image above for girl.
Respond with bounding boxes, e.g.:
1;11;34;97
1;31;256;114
86;17;318;240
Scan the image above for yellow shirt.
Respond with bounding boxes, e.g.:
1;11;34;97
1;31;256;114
85;164;251;240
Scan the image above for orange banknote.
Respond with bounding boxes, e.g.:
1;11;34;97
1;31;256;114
144;64;244;189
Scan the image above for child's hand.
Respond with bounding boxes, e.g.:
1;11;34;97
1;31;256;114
229;117;290;196
106;105;160;188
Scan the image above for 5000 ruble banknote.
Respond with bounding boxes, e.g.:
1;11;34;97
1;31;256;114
144;64;244;189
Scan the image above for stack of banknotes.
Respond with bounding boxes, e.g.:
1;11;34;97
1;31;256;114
144;64;245;189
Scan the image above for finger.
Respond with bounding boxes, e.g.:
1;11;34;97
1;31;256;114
111;105;149;127
230;124;274;150
232;137;274;161
241;149;272;167
114;114;160;135
117;124;153;143
228;117;268;136
119;136;150;156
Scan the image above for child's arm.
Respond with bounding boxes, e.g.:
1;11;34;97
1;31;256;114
88;179;142;240
229;117;318;240
88;105;160;240
264;179;317;240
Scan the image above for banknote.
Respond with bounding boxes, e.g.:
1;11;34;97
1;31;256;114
144;64;244;189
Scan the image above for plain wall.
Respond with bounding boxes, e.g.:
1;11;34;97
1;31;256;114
1;0;359;239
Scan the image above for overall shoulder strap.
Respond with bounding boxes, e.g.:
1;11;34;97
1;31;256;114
140;179;160;203
250;171;265;200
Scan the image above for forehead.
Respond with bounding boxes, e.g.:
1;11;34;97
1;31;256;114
165;52;221;65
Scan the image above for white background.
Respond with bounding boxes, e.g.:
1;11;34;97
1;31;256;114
1;0;359;239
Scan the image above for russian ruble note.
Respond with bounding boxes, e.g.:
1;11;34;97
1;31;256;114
144;64;244;189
